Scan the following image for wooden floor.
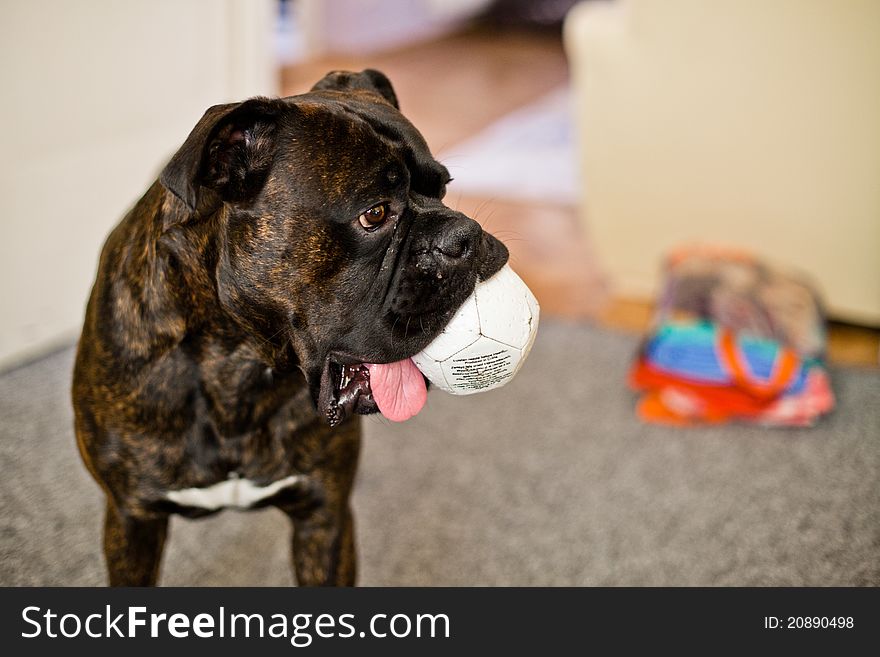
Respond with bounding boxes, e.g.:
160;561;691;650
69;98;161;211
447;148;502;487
281;27;570;151
281;27;879;367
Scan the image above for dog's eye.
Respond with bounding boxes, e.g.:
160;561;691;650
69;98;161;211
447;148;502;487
358;203;389;231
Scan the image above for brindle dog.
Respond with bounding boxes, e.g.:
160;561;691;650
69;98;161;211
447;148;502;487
72;70;508;586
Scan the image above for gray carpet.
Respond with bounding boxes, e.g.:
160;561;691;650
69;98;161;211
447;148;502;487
1;322;878;586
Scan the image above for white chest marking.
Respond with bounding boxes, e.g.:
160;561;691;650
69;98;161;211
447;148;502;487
164;474;302;510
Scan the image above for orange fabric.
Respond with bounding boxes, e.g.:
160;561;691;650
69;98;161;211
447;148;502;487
637;391;694;426
632;362;834;426
717;330;800;400
636;388;733;425
628;352;804;424
630;359;784;416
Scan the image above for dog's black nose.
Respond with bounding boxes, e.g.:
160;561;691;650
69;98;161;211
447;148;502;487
433;217;481;262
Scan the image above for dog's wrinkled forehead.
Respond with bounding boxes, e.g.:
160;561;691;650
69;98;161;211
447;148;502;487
280;92;451;204
158;69;451;220
275;100;401;206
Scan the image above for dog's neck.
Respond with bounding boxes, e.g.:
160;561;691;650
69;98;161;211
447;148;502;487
86;182;307;434
102;183;265;365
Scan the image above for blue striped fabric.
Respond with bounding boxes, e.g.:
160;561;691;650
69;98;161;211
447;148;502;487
645;321;807;393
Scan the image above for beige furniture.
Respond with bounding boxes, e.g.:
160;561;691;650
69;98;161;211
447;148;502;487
564;0;880;325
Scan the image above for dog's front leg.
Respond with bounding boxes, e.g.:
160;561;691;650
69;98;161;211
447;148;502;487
103;499;168;586
286;500;356;587
281;421;359;586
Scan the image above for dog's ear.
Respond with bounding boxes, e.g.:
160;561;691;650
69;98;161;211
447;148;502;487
311;69;399;109
160;97;282;219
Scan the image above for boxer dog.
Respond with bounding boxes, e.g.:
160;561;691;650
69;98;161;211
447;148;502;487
72;70;508;585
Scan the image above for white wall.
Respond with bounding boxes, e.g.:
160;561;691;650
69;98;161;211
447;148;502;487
0;0;278;369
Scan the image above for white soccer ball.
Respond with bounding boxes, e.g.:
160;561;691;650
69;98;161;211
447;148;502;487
412;264;539;395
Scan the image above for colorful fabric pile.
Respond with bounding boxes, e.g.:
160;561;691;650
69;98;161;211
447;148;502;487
629;247;835;426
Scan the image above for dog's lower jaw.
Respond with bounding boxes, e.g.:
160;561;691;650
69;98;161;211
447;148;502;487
320;358;377;427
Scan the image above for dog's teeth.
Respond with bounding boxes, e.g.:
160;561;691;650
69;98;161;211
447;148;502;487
340;364;354;389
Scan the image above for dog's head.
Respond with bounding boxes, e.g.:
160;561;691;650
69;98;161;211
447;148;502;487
160;70;508;425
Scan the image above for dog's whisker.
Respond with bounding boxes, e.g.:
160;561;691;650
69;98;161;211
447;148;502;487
390;315;401;347
477;197;497;219
255;325;288;349
470;200;496;228
490;229;525;238
367;412;392;427
476;207;500;231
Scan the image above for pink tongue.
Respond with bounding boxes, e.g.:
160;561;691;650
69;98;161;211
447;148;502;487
365;359;427;422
